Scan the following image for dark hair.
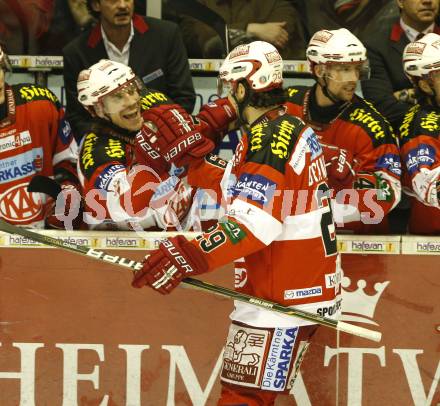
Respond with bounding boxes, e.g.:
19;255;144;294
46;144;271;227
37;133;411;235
248;87;287;108
86;0;100;19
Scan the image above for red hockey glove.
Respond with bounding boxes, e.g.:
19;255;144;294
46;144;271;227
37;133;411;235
142;104;215;167
197;97;238;144
134;125;171;176
322;144;358;192
132;235;209;294
45;182;83;230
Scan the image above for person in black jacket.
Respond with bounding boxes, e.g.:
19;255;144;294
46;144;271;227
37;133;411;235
361;0;440;131
63;0;196;142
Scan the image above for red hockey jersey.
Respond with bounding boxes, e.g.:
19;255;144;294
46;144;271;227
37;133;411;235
0;83;77;227
399;104;440;234
285;86;402;234
187;110;341;327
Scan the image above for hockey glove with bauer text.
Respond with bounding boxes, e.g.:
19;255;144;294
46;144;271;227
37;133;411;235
322;143;358;192
132;235;209;294
141;104;214;167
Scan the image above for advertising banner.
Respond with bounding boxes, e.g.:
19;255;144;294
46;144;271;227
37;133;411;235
0;232;438;405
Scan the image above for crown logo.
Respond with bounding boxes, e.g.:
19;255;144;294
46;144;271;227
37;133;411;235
341;272;389;326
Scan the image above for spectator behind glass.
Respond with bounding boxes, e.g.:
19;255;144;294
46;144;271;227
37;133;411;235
361;0;440;131
179;0;306;59
0;45;81;230
284;28;402;234
63;0;196;143
299;0;394;42
0;0;54;54
39;0;96;55
398;33;440;234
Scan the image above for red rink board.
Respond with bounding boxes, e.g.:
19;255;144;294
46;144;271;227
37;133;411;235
0;247;439;405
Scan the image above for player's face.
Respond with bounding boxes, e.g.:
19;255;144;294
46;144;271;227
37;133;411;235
102;82;142;131
400;0;439;25
94;0;134;27
429;70;440;104
0;68;5;105
324;64;361;102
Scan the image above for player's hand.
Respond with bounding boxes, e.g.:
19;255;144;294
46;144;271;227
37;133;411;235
45;182;83;229
142;104;215;167
134;125;171;176
322;144;358;192
132;235;208;294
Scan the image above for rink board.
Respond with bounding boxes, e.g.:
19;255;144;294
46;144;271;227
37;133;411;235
0;231;439;406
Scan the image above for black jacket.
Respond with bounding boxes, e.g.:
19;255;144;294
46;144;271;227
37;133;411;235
62;14;196;141
361;19;440;130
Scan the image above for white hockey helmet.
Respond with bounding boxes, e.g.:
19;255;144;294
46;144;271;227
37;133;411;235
403;33;440;80
306;28;367;66
77;59;142;113
217;40;283;95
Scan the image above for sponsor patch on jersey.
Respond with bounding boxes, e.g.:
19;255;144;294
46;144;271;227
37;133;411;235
0;130;32;153
302;127;322;160
0;147;43;184
231;173;277;206
105;138;125;159
325;272;341;289
376;153;402;177
221;323;269;388
284;286;323;300
94;164;125;191
0;182;42;222
219;218;246;244
18;85;59;104
349;107;387;140
261;327;298;391
58;119;72;145
150;175;179;201
405;144;436;175
316;297;342;318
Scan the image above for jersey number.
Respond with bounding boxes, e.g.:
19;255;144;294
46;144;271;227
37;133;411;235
315;183;337;256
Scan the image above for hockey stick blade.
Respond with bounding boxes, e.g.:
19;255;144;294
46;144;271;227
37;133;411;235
28;175;62;199
0;219;381;342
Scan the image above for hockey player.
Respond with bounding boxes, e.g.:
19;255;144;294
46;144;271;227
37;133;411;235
76;59;235;230
399;33;440;234
285;28;402;234
0;45;80;229
132;41;341;405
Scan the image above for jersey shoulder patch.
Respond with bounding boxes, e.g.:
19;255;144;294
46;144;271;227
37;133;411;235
343;97;396;147
140;88;172;111
13;83;61;108
285;86;308;105
246;114;305;173
80;132;128;180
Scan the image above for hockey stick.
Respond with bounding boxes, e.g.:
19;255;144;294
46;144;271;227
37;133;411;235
0;219;381;342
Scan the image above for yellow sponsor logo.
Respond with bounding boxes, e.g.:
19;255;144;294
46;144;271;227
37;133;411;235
82;133;98;170
287;88;299;98
140;91;168;110
19;85;58;103
271;119;295;159
249;122;268;152
420;111;440;132
349;108;386;139
105;139;125;159
399;104;419;138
